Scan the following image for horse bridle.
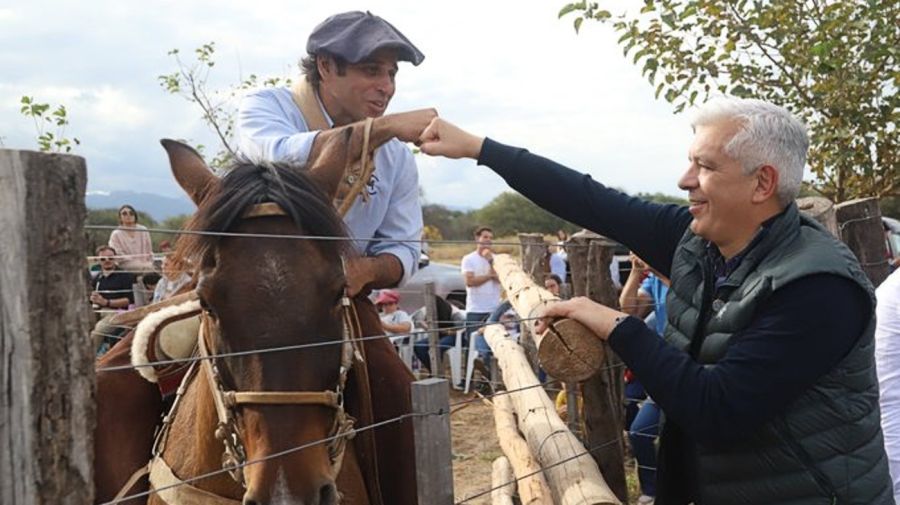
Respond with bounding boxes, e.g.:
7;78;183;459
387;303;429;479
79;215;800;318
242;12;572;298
197;201;362;487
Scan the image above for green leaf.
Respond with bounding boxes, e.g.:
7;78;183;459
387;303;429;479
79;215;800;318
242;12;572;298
574;16;583;33
558;3;579;18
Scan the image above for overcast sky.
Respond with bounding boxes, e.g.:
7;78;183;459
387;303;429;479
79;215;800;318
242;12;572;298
0;0;695;209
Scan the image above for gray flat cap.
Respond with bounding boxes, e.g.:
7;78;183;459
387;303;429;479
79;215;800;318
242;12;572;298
307;11;424;66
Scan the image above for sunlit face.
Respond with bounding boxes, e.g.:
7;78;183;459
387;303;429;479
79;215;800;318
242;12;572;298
678;121;759;253
119;206;136;226
319;49;398;124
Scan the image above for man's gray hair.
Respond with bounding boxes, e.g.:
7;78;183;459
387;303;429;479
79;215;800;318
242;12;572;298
692;97;808;205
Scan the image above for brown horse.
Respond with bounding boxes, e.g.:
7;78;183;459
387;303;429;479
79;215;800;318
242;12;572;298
94;119;421;505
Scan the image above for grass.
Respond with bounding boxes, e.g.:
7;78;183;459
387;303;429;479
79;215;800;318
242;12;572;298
426;235;541;265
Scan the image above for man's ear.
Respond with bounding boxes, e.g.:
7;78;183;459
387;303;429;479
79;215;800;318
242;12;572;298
316;55;332;81
752;164;780;204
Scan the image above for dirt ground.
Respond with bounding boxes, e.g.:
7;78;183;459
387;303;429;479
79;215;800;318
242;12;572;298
448;387;642;505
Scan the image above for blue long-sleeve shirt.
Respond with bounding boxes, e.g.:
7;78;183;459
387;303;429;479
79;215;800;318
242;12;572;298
237;87;423;283
478;137;868;446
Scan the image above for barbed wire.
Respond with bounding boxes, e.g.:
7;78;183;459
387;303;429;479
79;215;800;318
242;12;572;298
454;433;626;504
84;224;603;249
99;409;442;505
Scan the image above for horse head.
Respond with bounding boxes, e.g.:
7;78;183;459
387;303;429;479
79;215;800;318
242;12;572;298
162;136;357;505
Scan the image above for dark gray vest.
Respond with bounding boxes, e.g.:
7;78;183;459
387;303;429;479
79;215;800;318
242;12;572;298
663;203;893;504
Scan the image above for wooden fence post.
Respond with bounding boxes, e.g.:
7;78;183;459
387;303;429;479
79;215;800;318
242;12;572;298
566;231;629;503
518;234;547;375
835;197;889;287
797;196;839;238
424;281;441;376
0;150;93;505
411;378;454;505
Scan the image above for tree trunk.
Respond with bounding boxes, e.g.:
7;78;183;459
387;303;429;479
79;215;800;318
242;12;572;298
0;150;93;505
566;232;629;504
493;393;553;504
484;324;620;505
835;197;890;287
492;254;605;382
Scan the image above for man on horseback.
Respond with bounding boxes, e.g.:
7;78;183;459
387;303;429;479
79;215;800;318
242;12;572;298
234;11;432;504
238;10;433;295
94;12;433;505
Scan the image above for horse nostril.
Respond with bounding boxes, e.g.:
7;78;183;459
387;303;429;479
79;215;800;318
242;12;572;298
242;497;260;505
319;481;338;505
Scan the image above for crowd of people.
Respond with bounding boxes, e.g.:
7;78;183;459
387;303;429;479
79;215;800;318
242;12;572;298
88;205;190;354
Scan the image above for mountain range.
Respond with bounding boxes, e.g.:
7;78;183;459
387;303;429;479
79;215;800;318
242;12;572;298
86;191;195;221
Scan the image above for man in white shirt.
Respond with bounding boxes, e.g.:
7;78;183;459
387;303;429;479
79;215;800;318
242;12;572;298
461;226;502;341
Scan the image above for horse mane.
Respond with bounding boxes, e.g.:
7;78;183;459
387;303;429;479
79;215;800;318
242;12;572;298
174;162;349;268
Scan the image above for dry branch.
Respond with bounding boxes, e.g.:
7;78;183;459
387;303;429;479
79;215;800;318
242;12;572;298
493;393;553;504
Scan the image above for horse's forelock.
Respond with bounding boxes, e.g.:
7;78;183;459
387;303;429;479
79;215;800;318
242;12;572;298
172;162;348;273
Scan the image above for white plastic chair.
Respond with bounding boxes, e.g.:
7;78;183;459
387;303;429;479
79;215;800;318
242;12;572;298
445;329;464;389
463;333;481;394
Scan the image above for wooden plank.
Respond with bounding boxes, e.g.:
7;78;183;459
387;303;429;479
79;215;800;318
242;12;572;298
492;253;604;382
492;393;553;504
567;232;629;503
484;324;620;505
0;149;93;505
491;457;516;505
835;197;890;286
411;378;454;505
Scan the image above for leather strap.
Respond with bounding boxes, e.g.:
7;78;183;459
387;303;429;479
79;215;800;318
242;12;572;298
112;462;151;503
347;300;385;505
226;390;340;407
149;456;241;505
290;79;329;132
336;117;375;217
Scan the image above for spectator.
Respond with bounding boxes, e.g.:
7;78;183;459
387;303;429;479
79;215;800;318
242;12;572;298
419;98;892;503
376;289;413;345
877;268;900;502
461;226;502;337
89;245;135;353
138;272;161;306
548;244;567;283
108;204;153;273
620;253;670;505
544;274;563;297
152;255;193;303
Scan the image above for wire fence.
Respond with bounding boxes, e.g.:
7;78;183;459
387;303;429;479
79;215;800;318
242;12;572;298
85;223;652;504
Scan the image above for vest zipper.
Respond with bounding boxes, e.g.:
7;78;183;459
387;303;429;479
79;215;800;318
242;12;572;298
689;256;716;358
773;417;838;502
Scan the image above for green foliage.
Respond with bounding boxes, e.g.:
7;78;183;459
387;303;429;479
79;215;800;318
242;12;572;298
158;42;291;170
560;0;899;202
635;191;688;206
160;214;192;232
19;96;81;153
473;192;579;237
423;204;477;240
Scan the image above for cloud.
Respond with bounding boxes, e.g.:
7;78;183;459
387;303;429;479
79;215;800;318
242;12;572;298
0;0;695;205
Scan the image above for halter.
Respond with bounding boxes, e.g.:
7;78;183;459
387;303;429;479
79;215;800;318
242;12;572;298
149;202;361;493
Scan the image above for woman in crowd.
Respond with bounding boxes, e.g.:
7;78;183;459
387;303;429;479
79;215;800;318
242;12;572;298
108;204;153;272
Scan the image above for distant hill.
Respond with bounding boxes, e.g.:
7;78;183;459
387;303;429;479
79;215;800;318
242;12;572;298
86;191;195;221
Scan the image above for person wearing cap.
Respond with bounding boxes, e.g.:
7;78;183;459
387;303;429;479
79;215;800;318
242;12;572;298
236;12;434;504
238;10;434;295
375;289;412;343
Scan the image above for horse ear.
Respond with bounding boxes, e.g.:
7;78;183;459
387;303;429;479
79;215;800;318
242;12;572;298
305;127;354;200
160;139;216;205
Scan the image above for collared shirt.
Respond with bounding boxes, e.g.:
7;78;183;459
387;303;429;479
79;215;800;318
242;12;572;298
236;87;423;284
